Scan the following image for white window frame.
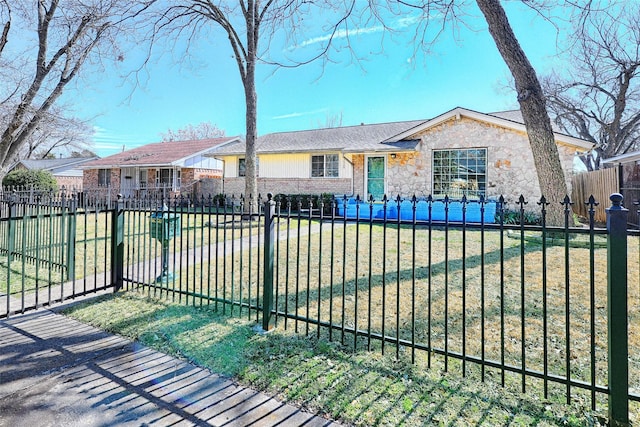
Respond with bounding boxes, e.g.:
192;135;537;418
432;148;487;198
311;154;339;178
156;168;180;190
98;169;111;187
139;169;148;189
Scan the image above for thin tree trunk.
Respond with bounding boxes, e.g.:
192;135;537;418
243;0;258;213
476;0;570;225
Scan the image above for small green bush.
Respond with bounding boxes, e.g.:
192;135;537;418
273;193;335;215
499;209;541;225
2;169;58;192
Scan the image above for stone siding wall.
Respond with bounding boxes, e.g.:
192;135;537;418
384;117;577;204
385;152;429;197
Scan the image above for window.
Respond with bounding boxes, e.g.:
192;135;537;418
156;168;180;189
238;158;258;177
139;169;148;189
432;148;487;198
98;169;111;187
311;154;339;178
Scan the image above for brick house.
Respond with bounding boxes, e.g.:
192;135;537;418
11;157;98;191
81;137;241;200
211;107;593;205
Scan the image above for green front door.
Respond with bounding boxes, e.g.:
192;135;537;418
367;156;385;200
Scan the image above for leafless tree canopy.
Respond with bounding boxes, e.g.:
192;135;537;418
160;121;225;142
0;0;149;179
145;1;361;205
24;109;94;159
543;2;640;168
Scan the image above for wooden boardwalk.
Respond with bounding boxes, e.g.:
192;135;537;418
0;309;341;426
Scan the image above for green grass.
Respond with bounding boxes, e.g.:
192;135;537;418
62;290;612;426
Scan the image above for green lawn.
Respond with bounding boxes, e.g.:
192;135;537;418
63;290;612;426
6;212;640;424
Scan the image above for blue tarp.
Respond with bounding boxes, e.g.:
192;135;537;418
335;198;497;223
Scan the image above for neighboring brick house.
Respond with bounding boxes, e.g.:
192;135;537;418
211;107;593;204
11;157;99;191
81;137;241;200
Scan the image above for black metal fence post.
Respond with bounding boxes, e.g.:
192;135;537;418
111;194;125;292
262;193;276;331
606;193;629;427
7;192;16;264
66;193;77;281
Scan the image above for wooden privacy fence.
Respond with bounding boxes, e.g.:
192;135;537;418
572;167;619;223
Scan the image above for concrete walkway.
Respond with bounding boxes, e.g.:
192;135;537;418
0;307;341;427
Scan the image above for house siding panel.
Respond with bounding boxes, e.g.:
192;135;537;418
260;154;309;178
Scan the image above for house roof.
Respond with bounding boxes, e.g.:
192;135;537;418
81;137;241;168
211;107;593;158
603;151;640;164
17;157;98;173
211;120;426;156
387;107;594;150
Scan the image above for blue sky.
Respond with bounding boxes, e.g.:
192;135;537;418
69;2;567;158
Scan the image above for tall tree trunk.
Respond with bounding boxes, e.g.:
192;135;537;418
476;0;570;226
244;70;258;209
243;0;258;213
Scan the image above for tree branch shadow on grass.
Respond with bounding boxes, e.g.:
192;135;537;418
62;291;604;426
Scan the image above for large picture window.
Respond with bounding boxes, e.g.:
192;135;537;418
311;154;339;178
432;148;487;198
98;169;111;187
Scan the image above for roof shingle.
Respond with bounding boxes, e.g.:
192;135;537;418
212;120;426;156
82;137;239;168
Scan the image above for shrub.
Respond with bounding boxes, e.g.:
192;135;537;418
2;169;58;192
499;209;541;225
273;193;335;215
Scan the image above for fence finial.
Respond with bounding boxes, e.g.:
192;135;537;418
610;193;623;208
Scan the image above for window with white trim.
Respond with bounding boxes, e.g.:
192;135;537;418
237;158;259;177
98;169;111;187
156;168;180;189
311;154;339;178
432;148;487;198
139;169;148;189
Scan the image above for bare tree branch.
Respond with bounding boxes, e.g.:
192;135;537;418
160;121;226;141
543;1;640;162
0;0;150;179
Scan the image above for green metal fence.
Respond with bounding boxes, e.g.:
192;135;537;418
0;191;113;317
1;191;637;425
